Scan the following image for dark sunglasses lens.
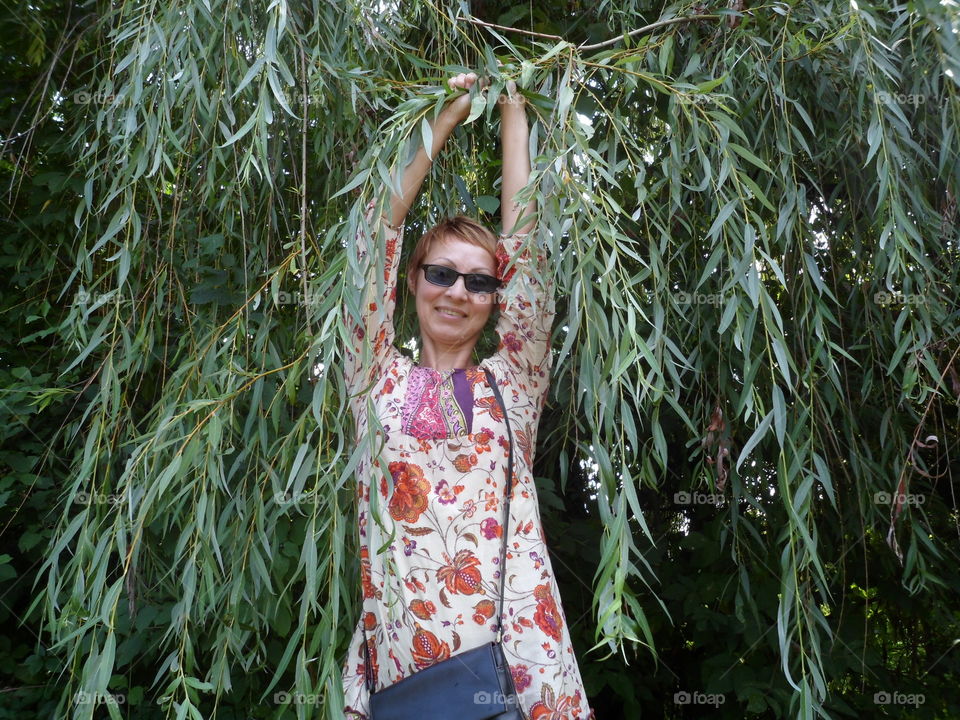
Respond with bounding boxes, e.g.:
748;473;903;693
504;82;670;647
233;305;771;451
465;275;499;293
424;266;457;286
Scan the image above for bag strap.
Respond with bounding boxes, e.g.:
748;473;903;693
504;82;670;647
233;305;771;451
361;364;514;693
485;366;513;644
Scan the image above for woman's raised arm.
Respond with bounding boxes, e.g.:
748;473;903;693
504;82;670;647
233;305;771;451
498;80;535;236
344;73;484;393
492;82;553;410
388;73;481;228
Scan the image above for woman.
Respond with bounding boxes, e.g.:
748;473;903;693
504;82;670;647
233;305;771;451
341;71;594;719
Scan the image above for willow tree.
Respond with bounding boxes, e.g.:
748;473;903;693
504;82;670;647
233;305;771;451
3;0;957;718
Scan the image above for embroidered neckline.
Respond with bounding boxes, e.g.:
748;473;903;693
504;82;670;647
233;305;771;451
414;364;479;375
401;364;477;439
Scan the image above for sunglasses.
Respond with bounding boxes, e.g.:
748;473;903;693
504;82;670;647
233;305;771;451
419;264;501;294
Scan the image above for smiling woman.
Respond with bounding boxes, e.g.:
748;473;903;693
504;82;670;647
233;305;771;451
405;216;500;370
340;71;595;719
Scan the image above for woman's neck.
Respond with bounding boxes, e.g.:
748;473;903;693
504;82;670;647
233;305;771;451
418;340;475;372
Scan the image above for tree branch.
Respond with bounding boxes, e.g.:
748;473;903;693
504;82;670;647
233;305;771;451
456;13;722;53
456;15;563;42
578;15;721;51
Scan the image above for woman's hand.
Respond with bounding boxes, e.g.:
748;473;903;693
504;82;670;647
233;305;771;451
439;72;484;125
496;77;526;112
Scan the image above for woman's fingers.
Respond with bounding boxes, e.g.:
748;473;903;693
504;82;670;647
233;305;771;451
447;72;478;91
439;73;479;124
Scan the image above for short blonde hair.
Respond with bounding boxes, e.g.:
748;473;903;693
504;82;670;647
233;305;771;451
405;216;498;294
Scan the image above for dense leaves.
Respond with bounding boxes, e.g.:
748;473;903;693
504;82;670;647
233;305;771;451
1;0;959;719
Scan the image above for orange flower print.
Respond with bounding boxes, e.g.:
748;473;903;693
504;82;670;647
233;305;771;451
410;599;436;620
473;429;492;452
363;611;377;630
511;616;534;635
472;599;495;625
461;499;477;518
466;367;486;386
495;242;527;286
499;331;523;353
484;490;499;512
480;517;501;539
411;624;451;669
516;428;532;467
475;395;504;422
533;584;563;642
403;576;426;594
453;453;478;473
356;635;378;682
374;327;388;356
385;461;430;523
436;549;483;595
529;684;583;720
434;479;462;505
360;547;375;599
511;664;532;693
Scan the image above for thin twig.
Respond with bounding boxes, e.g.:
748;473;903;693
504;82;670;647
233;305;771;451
456;15;564;42
578;15;722;51
456;13;722;53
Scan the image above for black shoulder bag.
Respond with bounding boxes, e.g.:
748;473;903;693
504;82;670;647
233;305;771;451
360;366;527;720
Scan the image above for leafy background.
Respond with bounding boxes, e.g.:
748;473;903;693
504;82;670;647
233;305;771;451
1;0;958;718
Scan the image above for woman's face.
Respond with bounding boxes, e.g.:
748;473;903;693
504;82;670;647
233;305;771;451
408;235;497;357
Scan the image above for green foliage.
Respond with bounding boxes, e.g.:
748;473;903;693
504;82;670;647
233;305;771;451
1;0;959;718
